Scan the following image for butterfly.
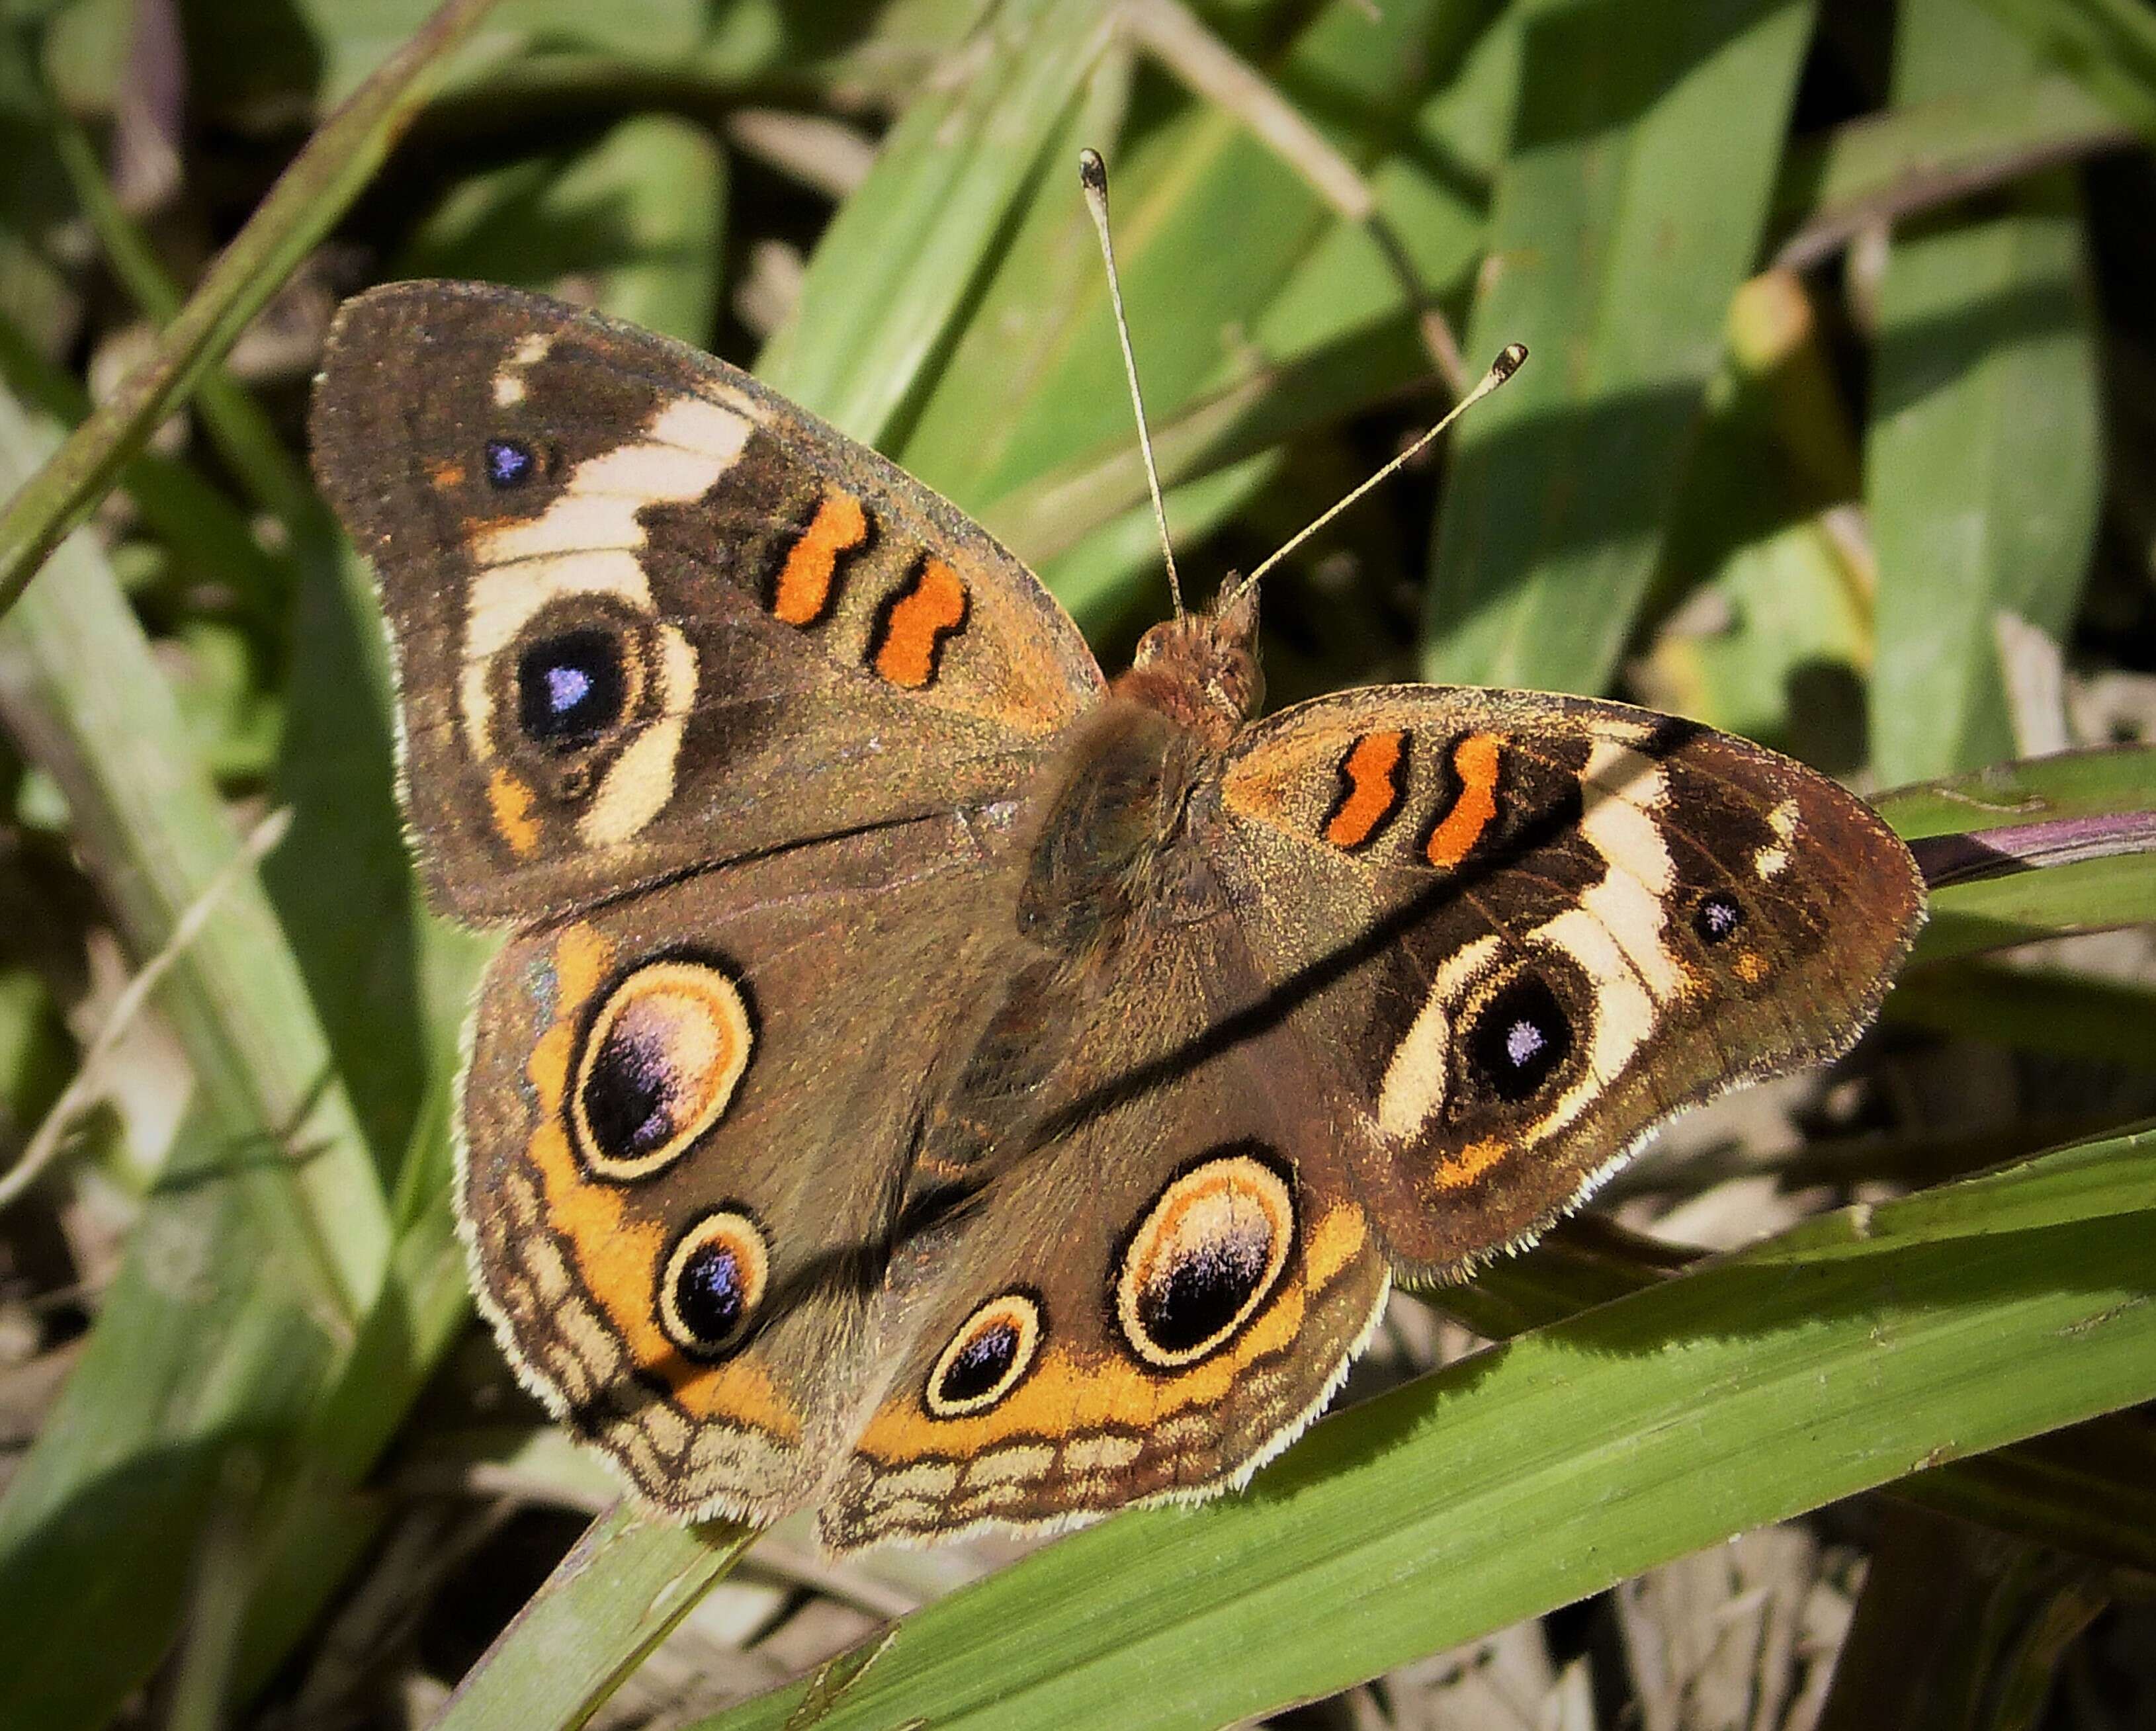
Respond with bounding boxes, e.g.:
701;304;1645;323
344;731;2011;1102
310;276;1924;1551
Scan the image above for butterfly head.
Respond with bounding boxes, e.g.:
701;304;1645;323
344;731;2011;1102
1120;582;1264;747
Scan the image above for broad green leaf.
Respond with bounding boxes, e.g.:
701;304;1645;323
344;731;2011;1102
398;112;728;343
1866;0;2101;782
1637;273;1870;767
1425;0;1816;695
759;0;1114;444
697;1126;2156;1731
1912;852;2156;964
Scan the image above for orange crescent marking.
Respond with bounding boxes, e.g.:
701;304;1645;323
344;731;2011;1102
1425;733;1502;868
851;1204;1369;1464
1323;731;1407;849
1431;1136;1505;1191
873;558;969;689
521;925;800;1439
488;767;540;857
772;491;867;626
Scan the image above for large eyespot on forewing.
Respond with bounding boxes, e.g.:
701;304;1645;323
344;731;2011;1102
1114;1146;1296;1370
924;1292;1044;1417
570;958;753;1180
659;1208;769;1359
1462;969;1575;1105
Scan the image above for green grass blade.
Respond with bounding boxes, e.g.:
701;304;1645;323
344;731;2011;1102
694;1126;2156;1731
1769;73;2131;267
397;112;728;343
1874;741;2156;836
1967;0;2156;137
1913;852;2155;964
427;1504;757;1731
0;398;386;1726
0;1107;341;1731
0;392;387;1317
1423;0;1816;695
757;0;1114;443
1866;0;2102;782
0;0;506;614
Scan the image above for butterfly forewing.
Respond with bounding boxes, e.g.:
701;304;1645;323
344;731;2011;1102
310;280;1102;924
1216;685;1924;1278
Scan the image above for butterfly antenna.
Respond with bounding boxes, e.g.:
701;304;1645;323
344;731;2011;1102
1223;342;1528;612
1080;148;1184;620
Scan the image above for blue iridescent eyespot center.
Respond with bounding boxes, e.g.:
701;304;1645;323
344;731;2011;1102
1695;891;1745;946
660;1209;768;1357
1467;973;1571;1104
675;1240;746;1343
938;1321;1019;1404
583;1016;674;1158
517;628;625;748
484;438;535;487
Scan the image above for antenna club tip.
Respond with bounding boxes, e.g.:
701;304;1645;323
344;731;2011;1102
1078;148;1107;192
1492;342;1528;380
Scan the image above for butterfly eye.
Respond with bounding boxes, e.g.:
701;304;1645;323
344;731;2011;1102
517;626;628;749
926;1293;1043;1417
660;1208;767;1357
484;437;536;488
1694;891;1745;946
572;959;752;1180
1465;973;1573;1105
1115;1148;1295;1369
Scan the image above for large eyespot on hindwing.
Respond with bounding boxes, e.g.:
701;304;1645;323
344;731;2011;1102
570;959;753;1180
659;1208;769;1358
924;1292;1043;1418
1114;1147;1295;1371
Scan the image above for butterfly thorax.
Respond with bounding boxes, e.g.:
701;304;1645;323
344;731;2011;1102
1111;586;1263;752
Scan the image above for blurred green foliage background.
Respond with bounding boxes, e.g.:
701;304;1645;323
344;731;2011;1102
0;1;2152;1727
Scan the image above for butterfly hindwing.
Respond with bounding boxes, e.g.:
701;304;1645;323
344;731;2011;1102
822;833;1389;1549
310;280;1103;923
459;806;1018;1524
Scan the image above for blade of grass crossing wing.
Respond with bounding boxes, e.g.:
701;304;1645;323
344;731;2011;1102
1866;0;2101;783
695;1126;2156;1731
1424;0;1815;695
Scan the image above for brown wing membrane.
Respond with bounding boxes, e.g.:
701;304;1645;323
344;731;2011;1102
460;809;1011;1525
821;879;1388;1551
312;280;1102;923
1217;685;1925;1280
